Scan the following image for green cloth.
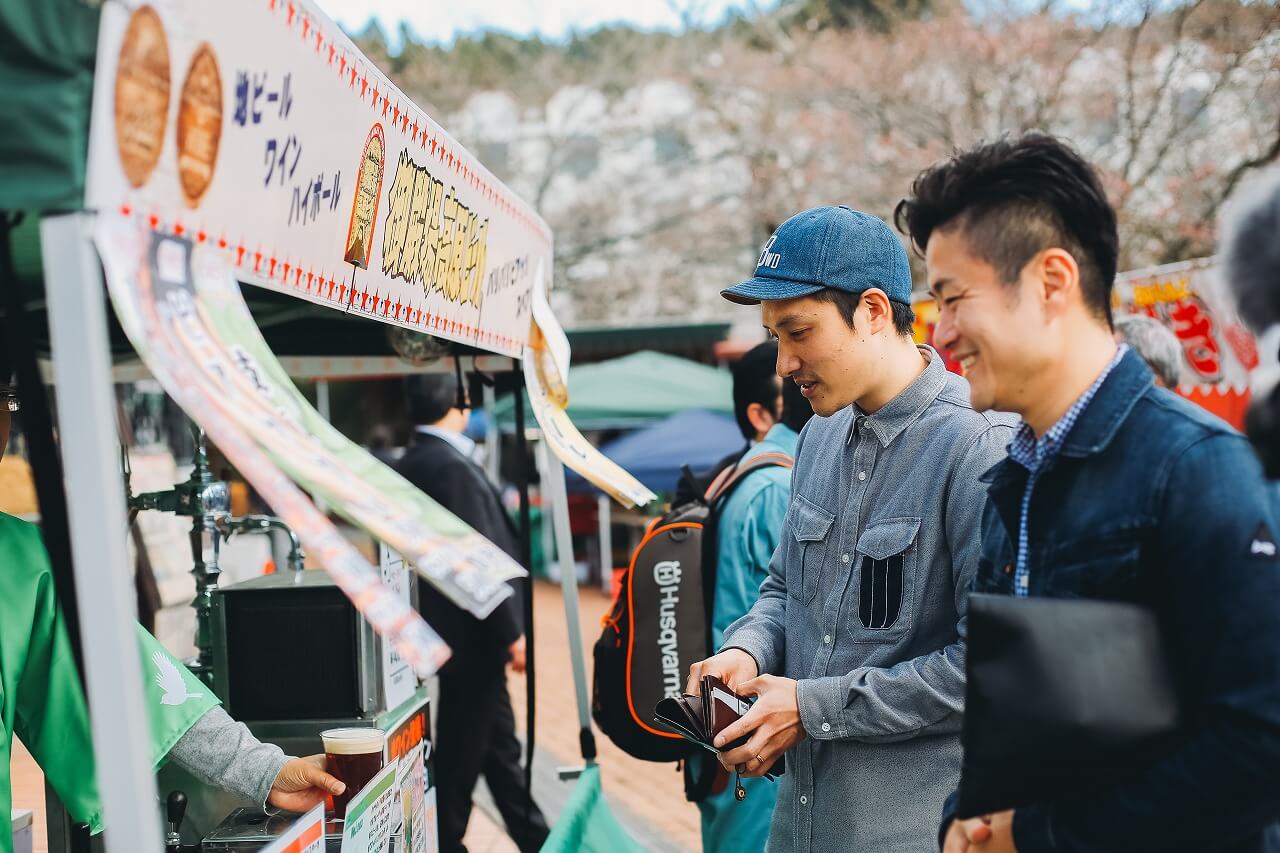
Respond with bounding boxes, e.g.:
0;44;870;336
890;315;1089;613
0;0;100;211
0;512;217;852
494;350;733;431
539;765;644;853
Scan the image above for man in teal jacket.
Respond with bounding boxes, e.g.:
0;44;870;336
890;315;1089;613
697;342;813;853
0;381;343;852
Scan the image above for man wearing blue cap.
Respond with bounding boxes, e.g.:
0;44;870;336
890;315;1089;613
687;206;1015;852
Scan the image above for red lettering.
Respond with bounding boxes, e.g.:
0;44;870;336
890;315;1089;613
1167;298;1222;381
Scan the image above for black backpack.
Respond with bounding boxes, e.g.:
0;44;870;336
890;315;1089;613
591;452;793;796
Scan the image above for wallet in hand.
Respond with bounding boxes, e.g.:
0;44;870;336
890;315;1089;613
653;675;752;754
653;676;780;799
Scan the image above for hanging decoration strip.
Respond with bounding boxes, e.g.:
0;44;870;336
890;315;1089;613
96;215;451;676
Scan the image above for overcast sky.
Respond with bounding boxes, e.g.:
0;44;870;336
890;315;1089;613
314;0;763;47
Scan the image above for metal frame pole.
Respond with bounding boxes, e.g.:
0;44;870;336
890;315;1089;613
597;493;613;594
40;212;163;852
538;441;593;740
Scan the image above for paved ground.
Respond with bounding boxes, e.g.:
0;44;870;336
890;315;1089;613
9;579;700;852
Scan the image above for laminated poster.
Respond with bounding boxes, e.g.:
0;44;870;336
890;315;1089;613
96;216;450;678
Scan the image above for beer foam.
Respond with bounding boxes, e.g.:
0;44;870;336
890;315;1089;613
320;727;384;755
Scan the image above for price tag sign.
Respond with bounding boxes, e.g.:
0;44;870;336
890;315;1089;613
340;761;399;853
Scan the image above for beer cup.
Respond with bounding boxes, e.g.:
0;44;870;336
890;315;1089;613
320;727;385;818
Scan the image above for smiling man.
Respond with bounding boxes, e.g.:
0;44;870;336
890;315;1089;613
895;133;1280;853
686;206;1015;852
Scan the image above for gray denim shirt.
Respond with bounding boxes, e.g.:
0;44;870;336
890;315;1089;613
723;347;1016;852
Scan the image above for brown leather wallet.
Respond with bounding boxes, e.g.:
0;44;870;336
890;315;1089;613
653;675;752;756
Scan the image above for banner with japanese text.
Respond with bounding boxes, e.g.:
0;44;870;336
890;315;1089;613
86;0;655;509
87;0;546;356
1113;257;1256;429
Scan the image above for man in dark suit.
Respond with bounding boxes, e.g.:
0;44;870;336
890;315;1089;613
395;374;549;853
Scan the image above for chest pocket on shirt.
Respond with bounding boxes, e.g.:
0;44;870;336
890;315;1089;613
848;517;921;642
787;494;834;606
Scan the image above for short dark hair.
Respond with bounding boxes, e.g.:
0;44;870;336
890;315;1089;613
813;288;915;337
731;341;781;440
893;133;1119;326
780;373;814;434
405;374;461;425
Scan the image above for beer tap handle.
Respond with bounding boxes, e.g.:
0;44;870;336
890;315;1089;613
164;790;187;853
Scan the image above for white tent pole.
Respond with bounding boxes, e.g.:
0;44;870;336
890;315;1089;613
538;440;593;737
597;493;613;594
40;212;163;853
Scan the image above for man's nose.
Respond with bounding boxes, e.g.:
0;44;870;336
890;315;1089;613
933;309;959;354
776;346;799;379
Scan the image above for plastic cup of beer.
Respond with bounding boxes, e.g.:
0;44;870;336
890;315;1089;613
320;727;385;818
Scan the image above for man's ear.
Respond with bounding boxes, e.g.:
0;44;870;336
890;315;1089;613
745;401;776;438
1035;248;1080;317
860;288;893;335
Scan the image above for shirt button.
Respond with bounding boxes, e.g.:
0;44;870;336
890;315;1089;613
821;722;831;732
841;553;850;564
857;471;866;481
823;634;831;644
800;795;809;805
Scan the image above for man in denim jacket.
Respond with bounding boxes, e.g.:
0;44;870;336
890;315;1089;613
895;134;1280;852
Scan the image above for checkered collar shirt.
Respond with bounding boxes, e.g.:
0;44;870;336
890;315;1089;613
1007;344;1129;596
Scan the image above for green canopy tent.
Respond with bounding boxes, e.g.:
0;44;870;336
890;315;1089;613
495;349;733;431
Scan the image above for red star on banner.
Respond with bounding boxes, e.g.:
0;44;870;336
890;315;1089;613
327;43;335;63
301;16;310;39
393;105;400;124
393;298;402;316
411;120;419;139
360;74;368;97
286;2;295;26
371;84;379;105
372;294;381;313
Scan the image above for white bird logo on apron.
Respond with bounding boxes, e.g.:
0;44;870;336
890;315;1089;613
152;651;203;706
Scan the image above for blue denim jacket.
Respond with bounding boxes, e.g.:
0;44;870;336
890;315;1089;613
945;349;1280;853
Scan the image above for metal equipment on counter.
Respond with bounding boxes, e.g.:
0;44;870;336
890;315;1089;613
124;426;304;684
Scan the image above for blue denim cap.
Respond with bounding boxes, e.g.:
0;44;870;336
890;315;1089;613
722;205;913;305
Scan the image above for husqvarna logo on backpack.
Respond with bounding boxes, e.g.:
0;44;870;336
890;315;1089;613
758;235;782;270
654;560;682;698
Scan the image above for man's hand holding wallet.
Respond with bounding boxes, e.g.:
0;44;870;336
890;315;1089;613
665;649;804;787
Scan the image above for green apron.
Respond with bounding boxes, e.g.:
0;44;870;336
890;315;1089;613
1;512;217;851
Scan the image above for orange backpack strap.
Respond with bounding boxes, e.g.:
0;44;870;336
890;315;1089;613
704;452;794;503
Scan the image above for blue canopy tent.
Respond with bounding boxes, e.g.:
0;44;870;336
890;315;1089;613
565;409;744;496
